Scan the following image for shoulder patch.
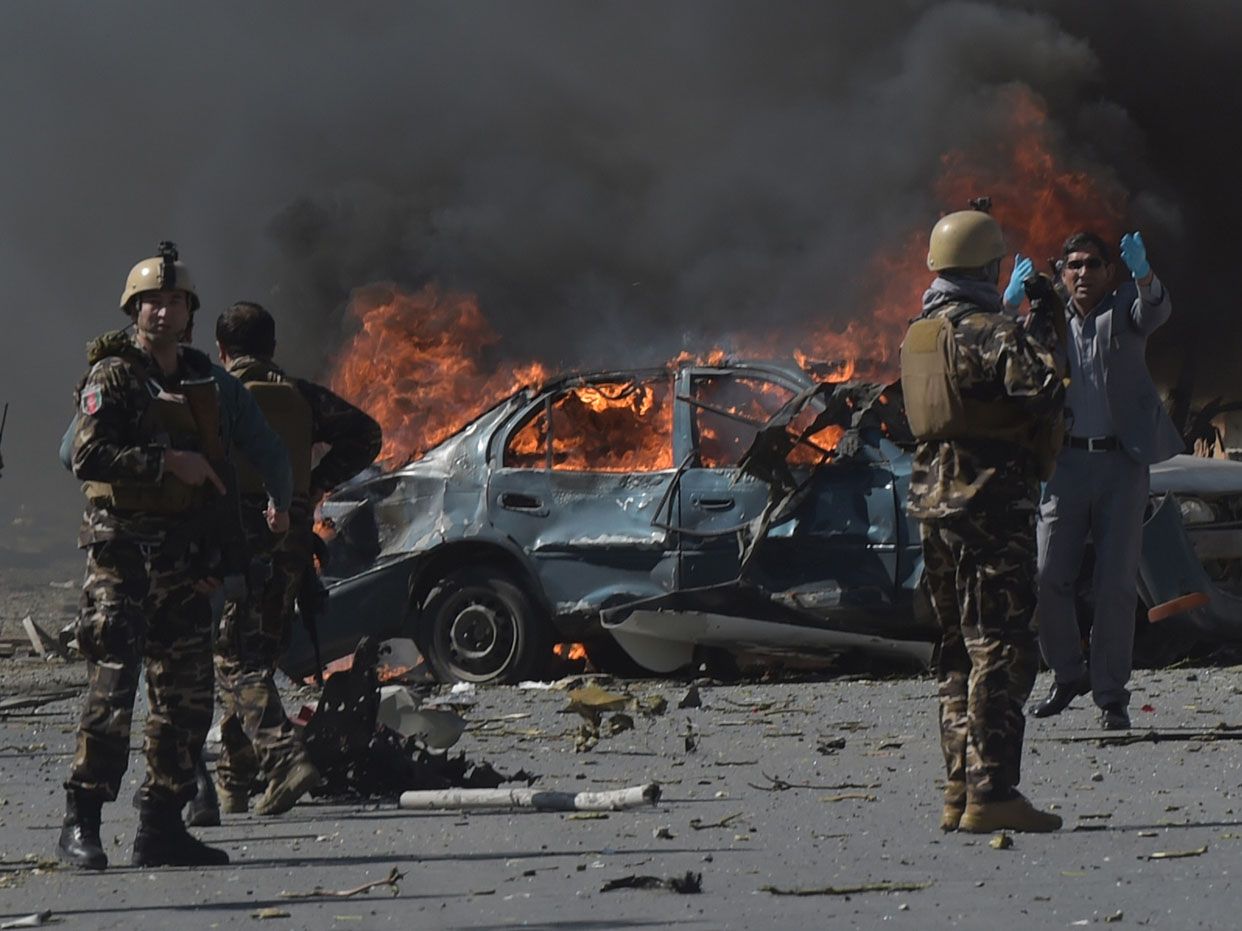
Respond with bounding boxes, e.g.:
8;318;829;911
80;385;104;416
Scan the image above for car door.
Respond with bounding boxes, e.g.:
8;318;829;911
675;367;900;623
487;373;680;613
673;367;798;589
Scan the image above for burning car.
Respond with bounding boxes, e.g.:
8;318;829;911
281;359;934;683
279;358;1242;683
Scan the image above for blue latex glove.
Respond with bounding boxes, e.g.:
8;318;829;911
1120;231;1150;279
1003;254;1034;308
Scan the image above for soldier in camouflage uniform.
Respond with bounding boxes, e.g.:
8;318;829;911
901;209;1066;834
211;301;382;817
57;244;292;871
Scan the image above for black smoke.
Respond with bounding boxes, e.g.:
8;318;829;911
1;0;1238;554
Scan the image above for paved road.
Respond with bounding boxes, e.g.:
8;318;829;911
2;654;1241;929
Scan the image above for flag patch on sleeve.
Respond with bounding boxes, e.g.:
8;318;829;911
80;386;104;415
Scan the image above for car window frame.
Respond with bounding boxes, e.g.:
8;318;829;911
676;365;822;470
493;369;677;474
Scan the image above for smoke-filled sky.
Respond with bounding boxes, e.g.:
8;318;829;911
2;0;1240;555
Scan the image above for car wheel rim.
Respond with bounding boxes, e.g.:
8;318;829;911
441;591;520;680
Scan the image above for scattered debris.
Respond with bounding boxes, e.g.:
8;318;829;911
281;866;403;899
305;637;535;798
0;912;54;930
989;833;1013;850
1146;845;1209;860
632;694;668;717
568;683;636;752
398;783;660;812
652;826;674;840
821;792;877;803
21;616;64;658
1036;726;1242;747
0;689;80;713
567;812;610;821
678;685;702;709
1103;911;1124;923
688;812;744;831
567;683;630;719
817;737;847;754
376;686;466;749
748;772;878;793
682;720;699;753
605;713;635;736
601;871;702;894
251;907;291;920
762;880;933;897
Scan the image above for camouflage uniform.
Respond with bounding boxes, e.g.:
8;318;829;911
67;335;220;806
214;355;381;797
907;285;1063;806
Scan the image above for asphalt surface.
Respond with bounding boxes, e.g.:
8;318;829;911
4;625;1242;931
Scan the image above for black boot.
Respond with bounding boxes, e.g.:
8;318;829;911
132;796;229;867
185;757;221;827
1031;674;1091;718
57;790;108;870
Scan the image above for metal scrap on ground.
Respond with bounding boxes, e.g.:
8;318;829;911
600;871;702;894
281;866;404;899
1146;845;1209;860
762;880;933;897
397;783;660;812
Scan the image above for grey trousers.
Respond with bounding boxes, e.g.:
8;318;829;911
1036;447;1149;708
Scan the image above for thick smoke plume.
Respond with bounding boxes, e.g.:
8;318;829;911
1;0;1239;556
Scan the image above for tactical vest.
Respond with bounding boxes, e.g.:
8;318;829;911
901;303;1062;480
79;334;219;513
231;358;313;497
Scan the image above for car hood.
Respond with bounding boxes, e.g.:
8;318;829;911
1150;454;1242;496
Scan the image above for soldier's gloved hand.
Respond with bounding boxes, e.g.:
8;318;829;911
164;449;226;494
1004;254;1034;309
1023;272;1061;310
1120;231;1151;280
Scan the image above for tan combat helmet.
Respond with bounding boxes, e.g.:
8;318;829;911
927;210;1006;272
119;241;200;313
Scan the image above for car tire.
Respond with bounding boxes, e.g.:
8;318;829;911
417;567;552;684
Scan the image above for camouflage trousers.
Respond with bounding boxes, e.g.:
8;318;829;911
921;508;1039;804
214;506;314;792
67;536;214;805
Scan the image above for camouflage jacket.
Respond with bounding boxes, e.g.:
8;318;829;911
906;281;1064;520
70;332;218;543
224;355;382;498
61;335;294;524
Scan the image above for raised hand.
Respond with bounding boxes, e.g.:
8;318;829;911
1004;254;1035;309
1120;231;1151;280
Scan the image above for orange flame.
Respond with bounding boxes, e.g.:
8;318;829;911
327;87;1123;471
553;643;588;661
329;284;547;465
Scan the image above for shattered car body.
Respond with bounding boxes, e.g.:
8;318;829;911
1136;454;1242;663
279;359;1242;683
281;360;933;683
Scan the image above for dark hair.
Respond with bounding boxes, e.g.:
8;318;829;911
1062;231;1112;263
216;301;276;358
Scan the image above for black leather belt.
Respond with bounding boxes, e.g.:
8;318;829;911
1064;435;1119;452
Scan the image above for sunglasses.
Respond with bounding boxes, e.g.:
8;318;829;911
1064;257;1104;271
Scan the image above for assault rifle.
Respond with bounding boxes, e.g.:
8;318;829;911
182;377;251;601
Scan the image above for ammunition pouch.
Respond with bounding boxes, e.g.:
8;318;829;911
84;476;207;513
237;379;313;497
901;303;1062;480
82;388;212;513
